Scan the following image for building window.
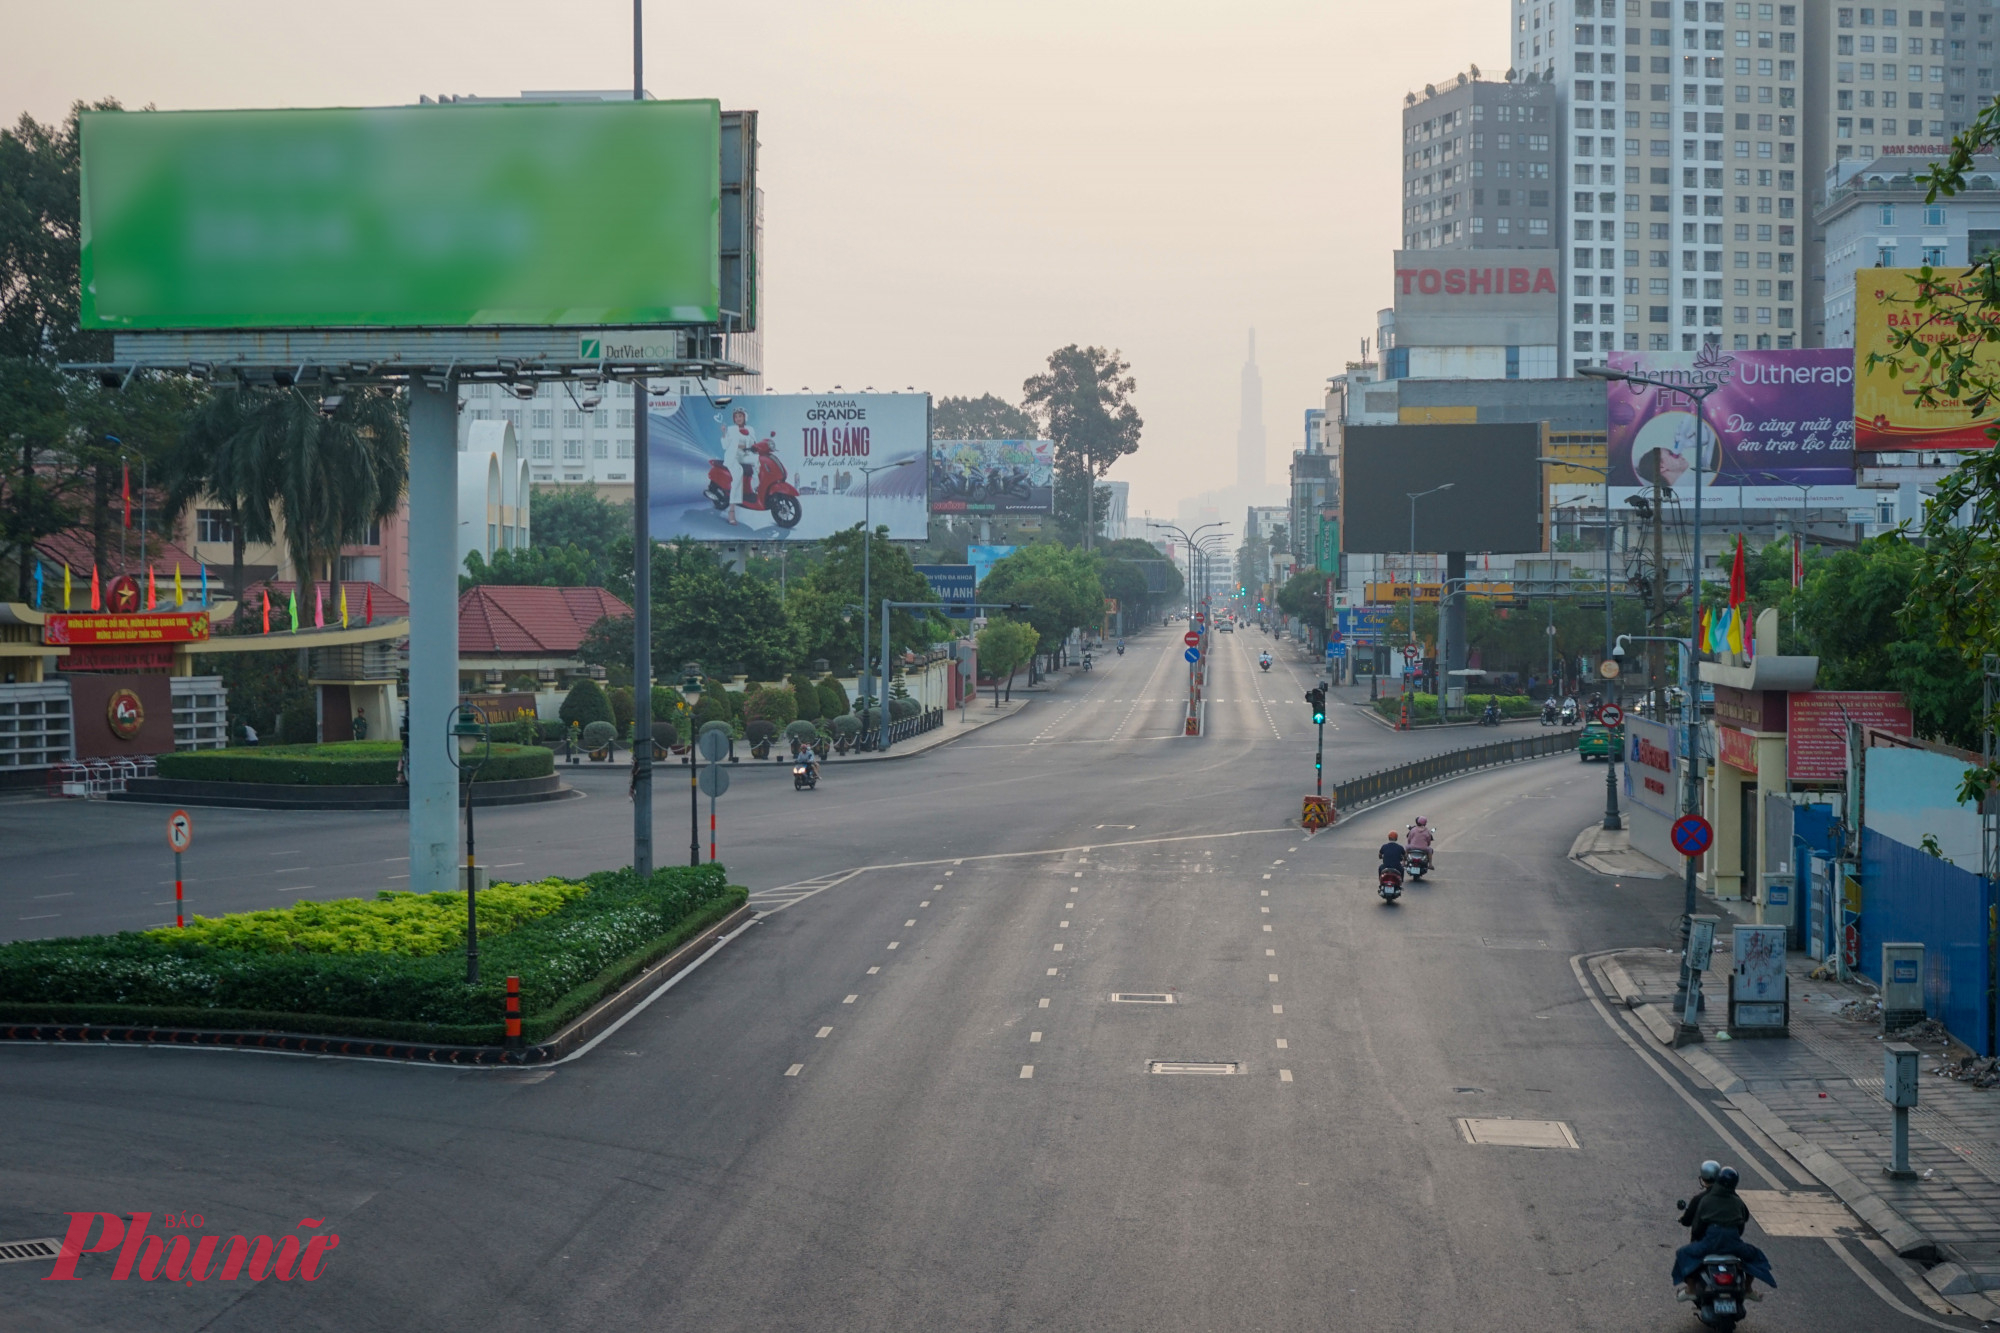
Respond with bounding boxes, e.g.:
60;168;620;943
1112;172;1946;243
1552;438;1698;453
194;509;234;544
1878;245;1897;265
618;441;634;459
562;438;583;460
532;410;554;429
594;440;609;459
1926;204;1946;226
1923;246;1946;265
532;440;552;460
617;409;634;428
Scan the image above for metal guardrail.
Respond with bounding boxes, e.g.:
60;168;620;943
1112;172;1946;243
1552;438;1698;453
1330;728;1583;815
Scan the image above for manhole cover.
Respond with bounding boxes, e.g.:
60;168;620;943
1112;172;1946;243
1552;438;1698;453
1735;1190;1858;1237
1457;1118;1580;1149
1148;1061;1239;1075
1111;993;1176;1004
0;1238;60;1265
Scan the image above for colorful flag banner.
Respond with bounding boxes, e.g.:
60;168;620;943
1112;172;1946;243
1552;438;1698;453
90;565;100;611
173;565;184;607
262;588;271;634
199;563;209;607
1728;535;1747;609
33;563;42;609
289;590;298;633
339;583;349;629
63;564;71;611
146;564;156;610
364;585;373;626
314;585;324;629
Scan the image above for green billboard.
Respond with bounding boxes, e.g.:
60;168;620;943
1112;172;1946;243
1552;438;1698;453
80;100;721;330
1316;515;1339;575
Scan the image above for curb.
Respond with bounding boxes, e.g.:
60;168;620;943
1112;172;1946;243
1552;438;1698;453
0;903;756;1067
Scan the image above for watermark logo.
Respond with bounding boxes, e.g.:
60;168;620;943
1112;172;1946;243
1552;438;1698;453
579;337;602;359
43;1212;339;1283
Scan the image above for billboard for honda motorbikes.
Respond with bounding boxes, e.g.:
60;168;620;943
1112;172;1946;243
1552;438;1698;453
646;390;931;541
929;439;1055;514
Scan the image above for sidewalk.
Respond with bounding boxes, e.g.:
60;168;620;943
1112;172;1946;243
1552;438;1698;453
1596;930;2000;1317
1568;825;1674;880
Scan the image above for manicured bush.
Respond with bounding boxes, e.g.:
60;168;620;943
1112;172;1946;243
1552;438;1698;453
788;672;822;722
277;701;317;745
0;864;744;1044
746;719;776;747
649;686;677;725
830;714;861;739
691;692;732;730
652;716;679;747
582;720;616;752
817;674;849;719
156;742;553;785
153;879;589;956
784;719;819;743
560;679;613;728
741;684;798;730
608;686;636;736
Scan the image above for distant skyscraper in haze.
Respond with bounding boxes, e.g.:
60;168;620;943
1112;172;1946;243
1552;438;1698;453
1237;329;1265;490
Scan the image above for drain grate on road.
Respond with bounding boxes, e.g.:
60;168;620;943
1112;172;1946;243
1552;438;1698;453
1110;993;1176;1004
1735;1190;1859;1237
0;1238;61;1265
1148;1061;1239;1075
1457;1118;1580;1149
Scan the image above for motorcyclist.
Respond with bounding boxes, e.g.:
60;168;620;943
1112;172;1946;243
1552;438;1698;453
1677;1161;1723;1235
1116;640;1126;655
1378;829;1407;878
1405;816;1435;868
797;750;821;784
1541;696;1559;725
1672;1166;1775;1302
1259;650;1273;670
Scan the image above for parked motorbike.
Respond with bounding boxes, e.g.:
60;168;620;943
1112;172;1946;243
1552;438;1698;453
1405;845;1431;880
792;760;819;791
1378;864;1404;903
706;440;803;528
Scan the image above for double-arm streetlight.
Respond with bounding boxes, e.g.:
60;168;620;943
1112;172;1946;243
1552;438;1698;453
1541;456;1623;832
857;457;916;705
1148;520;1228;621
1580;363;1717;1016
1404;484;1454;676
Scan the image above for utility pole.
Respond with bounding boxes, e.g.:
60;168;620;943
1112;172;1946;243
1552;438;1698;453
1651;469;1667;722
629;0;653;879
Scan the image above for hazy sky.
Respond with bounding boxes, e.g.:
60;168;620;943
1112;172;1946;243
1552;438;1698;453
5;0;1506;524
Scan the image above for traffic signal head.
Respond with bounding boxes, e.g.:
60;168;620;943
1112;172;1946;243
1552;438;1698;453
1305;686;1326;725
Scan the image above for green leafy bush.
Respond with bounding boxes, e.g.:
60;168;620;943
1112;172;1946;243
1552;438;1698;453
817;675;848;719
788;672;822;722
608;686;636;736
691;692;732;730
745;720;776;747
830;714;861;739
158;742;552;785
559;678;613;728
582;720;616;751
0;865;743;1043
784;719;819;743
652;716;679;747
741;684;798;729
151;878;589;956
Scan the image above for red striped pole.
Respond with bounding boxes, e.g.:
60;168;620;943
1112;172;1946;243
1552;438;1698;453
175;850;184;929
504;975;521;1050
708;809;716;863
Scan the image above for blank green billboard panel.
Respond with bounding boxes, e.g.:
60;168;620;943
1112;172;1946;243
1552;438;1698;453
80;100;721;330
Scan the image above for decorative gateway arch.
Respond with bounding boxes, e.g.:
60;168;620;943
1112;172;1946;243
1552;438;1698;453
65;98;760;892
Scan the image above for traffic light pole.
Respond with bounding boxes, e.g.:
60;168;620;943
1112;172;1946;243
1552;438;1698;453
1315;716;1325;796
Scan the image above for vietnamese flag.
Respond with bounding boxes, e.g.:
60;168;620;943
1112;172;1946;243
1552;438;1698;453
364;585;373;626
262;587;271;634
146;564;156;609
90;565;100;611
1728;534;1747;609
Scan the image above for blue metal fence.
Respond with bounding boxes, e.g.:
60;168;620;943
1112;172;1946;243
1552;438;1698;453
1858;828;1997;1057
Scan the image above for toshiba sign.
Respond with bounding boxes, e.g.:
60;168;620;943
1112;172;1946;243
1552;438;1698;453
1390;250;1558;348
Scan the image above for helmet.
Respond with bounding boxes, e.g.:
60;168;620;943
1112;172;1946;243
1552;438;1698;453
1699;1160;1722;1183
1414;816;1428;827
1387;830;1399;840
1717;1167;1739;1189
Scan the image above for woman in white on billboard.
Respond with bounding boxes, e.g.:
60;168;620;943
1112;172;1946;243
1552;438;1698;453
1632;411;1718;488
720;408;777;525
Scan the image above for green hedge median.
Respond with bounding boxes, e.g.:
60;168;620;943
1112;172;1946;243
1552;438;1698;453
156;741;554;786
1370;692;1539;723
0;864;743;1045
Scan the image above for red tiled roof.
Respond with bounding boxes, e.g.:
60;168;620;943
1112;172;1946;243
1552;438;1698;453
243;580;410;622
35;527;202;579
457;585;631;657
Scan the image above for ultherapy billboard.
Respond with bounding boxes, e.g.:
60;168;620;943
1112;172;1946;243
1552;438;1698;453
79;101;721;329
646;390;929;542
1605;349;1854;488
1853;267;2000;451
1340;423;1543;554
930;439;1054;514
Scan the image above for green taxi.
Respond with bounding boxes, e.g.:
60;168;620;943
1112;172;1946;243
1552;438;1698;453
1578;721;1623;762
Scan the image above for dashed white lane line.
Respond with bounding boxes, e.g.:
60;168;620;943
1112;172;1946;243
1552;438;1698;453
888;941;901;949
1280;1069;1294;1083
1038;997;1050;1008
1260;906;1270;913
785;1064;804;1077
867;966;881;975
1276;1038;1289;1049
1262;873;1272;880
1260;889;1269;896
816;1027;832;1038
1060;920;1070;928
843;995;858;1004
1047;967;1059;975
1272;1005;1284;1014
1262;925;1273;932
1020;1065;1035;1079
905;919;916;927
1273;859;1286;866
919;900;930;907
1053;943;1063;951
934;884;944;890
1073;871;1083;878
1065;901;1075;908
1268;973;1279;982
1029;1032;1042;1043
1265;948;1276;956
1288;846;1297;852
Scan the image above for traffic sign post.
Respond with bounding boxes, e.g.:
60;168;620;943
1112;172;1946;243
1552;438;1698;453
166;809;192;928
1670;813;1713;859
1183;647;1200;664
1182;630;1201;648
1599;703;1624;729
696;729;731;864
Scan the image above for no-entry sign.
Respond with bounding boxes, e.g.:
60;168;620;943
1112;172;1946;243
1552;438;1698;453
1599;704;1624;728
167;809;193;853
1183;630;1201;648
1670;813;1713;858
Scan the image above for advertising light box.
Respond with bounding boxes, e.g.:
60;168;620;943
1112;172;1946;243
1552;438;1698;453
646;390;930;542
1852;268;2000;451
79;101;721;329
930;440;1054;514
1605;349;1854;490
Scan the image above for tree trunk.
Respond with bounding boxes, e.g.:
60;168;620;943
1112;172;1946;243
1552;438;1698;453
1003;664;1016;703
14;435;33;602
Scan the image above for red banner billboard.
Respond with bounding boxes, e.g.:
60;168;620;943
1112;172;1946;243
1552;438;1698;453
1787;691;1911;782
43;612;210;646
1719;725;1759;773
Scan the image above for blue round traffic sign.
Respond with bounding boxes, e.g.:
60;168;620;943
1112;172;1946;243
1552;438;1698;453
1183;647;1200;664
1670;813;1713;858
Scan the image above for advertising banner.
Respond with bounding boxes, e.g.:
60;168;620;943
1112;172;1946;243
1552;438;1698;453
79;101;721;329
43;612;210;646
1786;690;1912;782
1315;516;1339;574
1391;251;1559;347
1605;349;1854;490
915;564;976;619
1623;715;1680;820
645;391;929;542
1337;606;1395;644
1853;267;2000;451
968;545;1017;586
1718;725;1759;774
929;440;1054;514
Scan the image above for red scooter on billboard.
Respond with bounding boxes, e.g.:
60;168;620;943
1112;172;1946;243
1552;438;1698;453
706;438;802;529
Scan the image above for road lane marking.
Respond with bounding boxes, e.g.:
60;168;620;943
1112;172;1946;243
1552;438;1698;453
1060;921;1069;928
1266;949;1275;956
1260;889;1268;896
1065;901;1074;908
1262;925;1273;932
1260;906;1270;913
31;893;72;899
1273;860;1285;865
1269;974;1279;982
1038;998;1050;1007
785;1064;804;1076
905;919;916;927
843;995;857;1004
1052;943;1063;951
1280;1069;1294;1083
887;941;900;949
934;884;943;890
867;966;880;974
271;867;310;874
1276;1038;1288;1048
1073;871;1082;878
816;1027;832;1038
1262;874;1271;880
1020;1065;1034;1079
1272;1005;1283;1014
18;914;60;921
1030;1032;1042;1043
1048;967;1058;975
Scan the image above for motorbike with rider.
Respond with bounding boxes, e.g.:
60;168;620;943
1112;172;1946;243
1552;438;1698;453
1259;651;1273;672
1377;830;1406;902
1404;816;1435;878
1673;1162;1775;1326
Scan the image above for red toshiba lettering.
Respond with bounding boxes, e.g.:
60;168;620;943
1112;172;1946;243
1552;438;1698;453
1533;267;1556;293
1418;270;1442;294
1444;269;1466;294
1508;268;1530;293
1396;269;1420;294
1468;268;1493;294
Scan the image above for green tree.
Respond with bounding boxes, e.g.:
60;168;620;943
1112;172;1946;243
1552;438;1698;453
741;684;799;729
532;484;630;556
1097;537;1181;625
788;671;822;722
559;678;613;728
932;394;1039;440
158;384;283;618
980;543;1103;645
1276;570;1331;632
461;542;609;592
582;539;800;681
817;674;850;719
785;525;948;673
977;617;1039;703
1022;346;1142;548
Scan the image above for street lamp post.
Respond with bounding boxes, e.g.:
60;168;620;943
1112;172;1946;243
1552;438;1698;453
1541;457;1623;832
1147;520;1227;622
1405;484;1454;694
448;701;491;983
1581;364;1716;1014
857;458;915;719
679;663;703;867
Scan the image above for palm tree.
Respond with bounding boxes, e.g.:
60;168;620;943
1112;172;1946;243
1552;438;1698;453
161;386;279;625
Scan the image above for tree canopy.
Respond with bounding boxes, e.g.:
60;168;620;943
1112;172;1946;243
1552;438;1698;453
932;394;1039;441
980;543;1103;645
784;524;948;672
581;539;799;683
1022;346;1141;547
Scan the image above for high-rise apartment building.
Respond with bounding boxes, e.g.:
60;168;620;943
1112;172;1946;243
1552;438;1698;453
1512;0;1809;366
1403;73;1561;251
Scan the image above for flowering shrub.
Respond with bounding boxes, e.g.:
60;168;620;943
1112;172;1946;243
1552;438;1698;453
145;878;590;957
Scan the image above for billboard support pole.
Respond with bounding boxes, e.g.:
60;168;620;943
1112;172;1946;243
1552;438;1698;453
407;380;460;895
629;1;654;881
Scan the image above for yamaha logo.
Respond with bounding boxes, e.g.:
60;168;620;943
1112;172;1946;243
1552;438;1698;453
107;688;145;740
